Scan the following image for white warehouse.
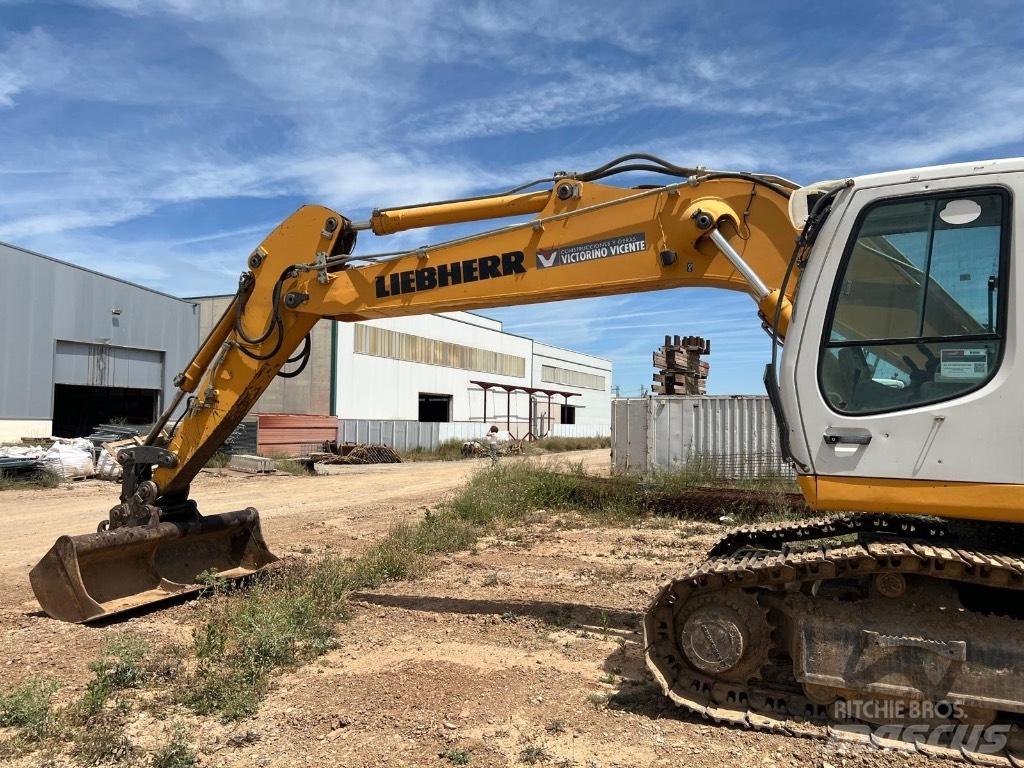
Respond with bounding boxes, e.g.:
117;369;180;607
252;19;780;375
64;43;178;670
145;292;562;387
337;312;611;434
193;297;612;439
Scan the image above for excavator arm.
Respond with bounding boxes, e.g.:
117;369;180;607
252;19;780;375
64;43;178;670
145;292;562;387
163;174;799;495
30;163;803;622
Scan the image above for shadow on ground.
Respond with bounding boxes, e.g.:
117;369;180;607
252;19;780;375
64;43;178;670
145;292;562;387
351;591;640;632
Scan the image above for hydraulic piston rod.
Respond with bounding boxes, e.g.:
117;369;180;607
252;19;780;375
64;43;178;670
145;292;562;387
706;228;771;300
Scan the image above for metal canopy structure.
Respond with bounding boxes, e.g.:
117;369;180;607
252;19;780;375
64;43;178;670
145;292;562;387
469;379;580;440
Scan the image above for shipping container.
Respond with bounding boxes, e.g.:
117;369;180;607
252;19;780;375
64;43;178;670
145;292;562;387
611;395;792;478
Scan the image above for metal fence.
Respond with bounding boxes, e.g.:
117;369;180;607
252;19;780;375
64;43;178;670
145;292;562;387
338;419;610;452
611;396;793;478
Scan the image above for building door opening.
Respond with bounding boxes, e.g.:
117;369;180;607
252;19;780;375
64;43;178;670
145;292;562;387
560;404;576;425
52;384;159;437
418;393;452;423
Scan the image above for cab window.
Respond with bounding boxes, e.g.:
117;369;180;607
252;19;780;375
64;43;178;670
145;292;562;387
820;190;1007;414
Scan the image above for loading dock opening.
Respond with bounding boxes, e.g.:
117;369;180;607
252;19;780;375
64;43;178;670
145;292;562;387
418;393;452;423
51;384;159;437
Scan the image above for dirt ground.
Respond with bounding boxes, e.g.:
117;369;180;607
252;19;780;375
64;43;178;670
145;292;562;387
0;449;934;767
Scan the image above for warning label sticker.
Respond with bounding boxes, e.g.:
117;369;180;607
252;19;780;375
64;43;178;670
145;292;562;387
938;348;988;381
535;232;647;270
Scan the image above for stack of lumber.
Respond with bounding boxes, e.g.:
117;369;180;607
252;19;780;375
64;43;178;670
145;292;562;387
653;335;710;395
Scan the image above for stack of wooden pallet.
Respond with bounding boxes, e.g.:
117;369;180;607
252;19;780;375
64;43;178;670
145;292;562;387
652;335;710;395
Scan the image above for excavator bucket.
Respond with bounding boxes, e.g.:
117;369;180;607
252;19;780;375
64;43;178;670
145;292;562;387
29;507;276;623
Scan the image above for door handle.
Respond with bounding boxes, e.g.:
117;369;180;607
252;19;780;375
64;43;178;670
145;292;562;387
823;428;872;446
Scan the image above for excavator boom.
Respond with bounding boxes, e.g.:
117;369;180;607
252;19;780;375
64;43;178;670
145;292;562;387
30;164;802;622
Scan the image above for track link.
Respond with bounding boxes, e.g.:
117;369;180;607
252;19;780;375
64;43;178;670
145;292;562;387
645;514;1024;766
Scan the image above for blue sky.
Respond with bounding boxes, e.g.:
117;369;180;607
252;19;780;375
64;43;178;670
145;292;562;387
1;1;1023;395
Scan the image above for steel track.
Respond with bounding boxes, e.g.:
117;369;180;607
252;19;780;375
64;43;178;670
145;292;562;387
644;514;1024;766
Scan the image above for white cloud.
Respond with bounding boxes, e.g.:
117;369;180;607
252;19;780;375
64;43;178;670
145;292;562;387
0;28;70;107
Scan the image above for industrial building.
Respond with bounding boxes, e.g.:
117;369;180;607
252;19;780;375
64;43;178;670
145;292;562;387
0;241;611;446
193;296;612;439
0;241;198;442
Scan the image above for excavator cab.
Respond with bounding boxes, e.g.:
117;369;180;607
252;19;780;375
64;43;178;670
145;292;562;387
780;174;1021;516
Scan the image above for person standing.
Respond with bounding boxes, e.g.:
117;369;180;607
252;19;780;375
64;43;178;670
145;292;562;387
486;425;500;465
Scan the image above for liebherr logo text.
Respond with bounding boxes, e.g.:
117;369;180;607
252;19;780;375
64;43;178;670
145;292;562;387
375;251;526;298
536;232;646;270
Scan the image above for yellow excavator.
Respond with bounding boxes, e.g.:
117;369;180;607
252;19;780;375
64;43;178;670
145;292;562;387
30;154;1024;759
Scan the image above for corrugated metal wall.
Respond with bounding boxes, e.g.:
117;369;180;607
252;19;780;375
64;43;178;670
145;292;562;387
0;242;198;420
338;419;610;452
53;341;164;389
193;296;334;416
611;396;792;477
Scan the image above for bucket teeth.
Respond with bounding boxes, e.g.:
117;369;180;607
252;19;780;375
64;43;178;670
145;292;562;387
29;507;277;623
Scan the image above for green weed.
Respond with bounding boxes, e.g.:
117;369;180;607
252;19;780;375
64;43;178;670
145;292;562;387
519;744;550;764
4;457;803;735
72;715;135;765
77;635;150;719
441;748;472;765
151;724;196;768
180;504;483;720
0;676;60;742
444;460;645;525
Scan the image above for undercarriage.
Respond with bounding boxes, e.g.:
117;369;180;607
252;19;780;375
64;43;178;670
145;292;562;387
644;514;1024;765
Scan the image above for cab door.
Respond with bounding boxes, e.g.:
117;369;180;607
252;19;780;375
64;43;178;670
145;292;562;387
790;173;1021;499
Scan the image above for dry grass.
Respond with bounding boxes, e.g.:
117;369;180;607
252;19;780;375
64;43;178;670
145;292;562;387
0;469;62;491
205;452;231;469
402;438;467;462
403;435;611;462
182;505;478;720
273;458;315;476
178;461;651;721
526;435;611;453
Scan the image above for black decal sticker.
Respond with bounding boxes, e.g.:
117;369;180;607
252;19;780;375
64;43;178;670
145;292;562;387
478;255;501;279
438;261;461;287
502;251;527;274
400;271;415;294
372;251;525;298
416;266;437;291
